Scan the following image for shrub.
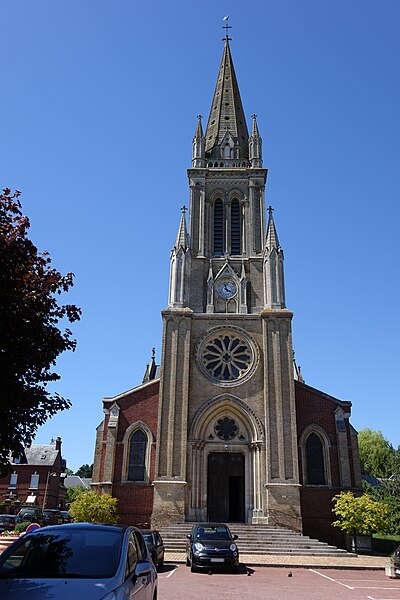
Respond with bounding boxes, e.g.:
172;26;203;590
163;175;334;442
69;491;118;524
332;492;390;535
14;521;31;534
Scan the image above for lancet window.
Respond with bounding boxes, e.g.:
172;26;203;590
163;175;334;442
128;429;147;482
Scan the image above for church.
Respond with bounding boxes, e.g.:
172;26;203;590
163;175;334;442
92;35;361;546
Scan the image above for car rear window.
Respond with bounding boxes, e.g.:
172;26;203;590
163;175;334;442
0;529;123;579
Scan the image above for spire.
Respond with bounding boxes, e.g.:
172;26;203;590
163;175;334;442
251;113;260;137
169;207;191;308
249;114;262;167
205;37;249;159
175;206;189;250
194;114;204;139
192;115;205;167
142;348;158;383
265;206;280;251
263;207;286;309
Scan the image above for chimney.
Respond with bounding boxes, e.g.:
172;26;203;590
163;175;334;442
55;436;62;451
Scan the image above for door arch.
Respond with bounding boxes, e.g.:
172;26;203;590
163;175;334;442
188;395;264;523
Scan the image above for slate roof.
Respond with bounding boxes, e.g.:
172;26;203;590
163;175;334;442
23;445;59;466
64;475;91;490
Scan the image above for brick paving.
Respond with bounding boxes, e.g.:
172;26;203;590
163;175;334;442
164;551;387;570
158;565;400;600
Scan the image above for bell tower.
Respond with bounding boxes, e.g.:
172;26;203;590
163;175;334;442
152;34;301;530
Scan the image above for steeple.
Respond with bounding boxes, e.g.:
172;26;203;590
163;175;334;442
204;37;249;160
263;207;286;309
249;113;262;168
192;115;205;168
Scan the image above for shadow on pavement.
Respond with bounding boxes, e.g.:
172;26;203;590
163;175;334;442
158;563;178;573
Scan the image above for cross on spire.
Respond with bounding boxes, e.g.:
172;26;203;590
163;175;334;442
222;16;232;41
180;205;187;214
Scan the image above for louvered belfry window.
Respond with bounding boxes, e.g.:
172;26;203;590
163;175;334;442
306;433;326;485
128;430;147;481
213;199;224;256
231;199;241;255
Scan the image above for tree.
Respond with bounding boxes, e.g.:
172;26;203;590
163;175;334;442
332;491;390;536
75;464;93;478
358;429;396;478
69;491;118;524
0;188;81;475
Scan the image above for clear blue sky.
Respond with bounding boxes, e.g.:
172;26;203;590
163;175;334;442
1;1;399;470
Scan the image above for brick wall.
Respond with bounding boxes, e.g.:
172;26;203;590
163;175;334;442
0;455;65;513
102;380;159;526
295;381;359;547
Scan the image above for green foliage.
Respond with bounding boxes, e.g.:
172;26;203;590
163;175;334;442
332;491;390;535
358;429;397;478
0;188;81;475
66;486;85;505
75;464;93;478
14;521;31;534
69;491;118;524
364;479;400;535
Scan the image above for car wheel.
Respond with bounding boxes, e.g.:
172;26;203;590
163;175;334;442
190;563;198;573
186;556;190;567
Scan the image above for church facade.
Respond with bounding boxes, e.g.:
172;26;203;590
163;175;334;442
92;37;361;545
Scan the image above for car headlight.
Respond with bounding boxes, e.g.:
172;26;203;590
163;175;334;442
194;542;204;552
230;543;237;552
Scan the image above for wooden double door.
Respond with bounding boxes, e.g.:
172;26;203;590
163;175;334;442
207;452;245;522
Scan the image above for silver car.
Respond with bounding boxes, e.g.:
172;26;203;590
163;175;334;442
0;523;157;600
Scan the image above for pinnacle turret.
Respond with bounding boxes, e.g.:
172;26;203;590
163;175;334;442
265;206;280;251
249;114;262;167
263;207;286;309
175;206;189;250
192;115;205;167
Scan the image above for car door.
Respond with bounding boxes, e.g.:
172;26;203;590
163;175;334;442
123;532;153;600
134;531;154;600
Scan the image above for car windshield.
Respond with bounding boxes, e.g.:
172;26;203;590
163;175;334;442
0;529;123;579
195;526;231;540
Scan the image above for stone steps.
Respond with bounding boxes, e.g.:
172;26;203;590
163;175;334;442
159;523;351;557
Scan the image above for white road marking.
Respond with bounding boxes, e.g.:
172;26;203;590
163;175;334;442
353;587;400;590
165;567;178;579
309;568;354;590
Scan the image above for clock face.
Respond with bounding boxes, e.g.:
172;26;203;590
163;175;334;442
216;278;237;300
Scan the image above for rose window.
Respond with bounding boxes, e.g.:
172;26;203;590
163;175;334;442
215;417;238;441
202;334;253;382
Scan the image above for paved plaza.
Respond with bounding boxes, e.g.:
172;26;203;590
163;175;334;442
158;565;400;600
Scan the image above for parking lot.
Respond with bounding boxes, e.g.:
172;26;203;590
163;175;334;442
158;564;400;600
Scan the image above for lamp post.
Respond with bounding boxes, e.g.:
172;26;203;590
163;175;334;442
42;472;57;510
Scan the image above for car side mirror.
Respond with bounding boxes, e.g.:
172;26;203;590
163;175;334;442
233;535;238;540
186;534;191;540
134;561;151;579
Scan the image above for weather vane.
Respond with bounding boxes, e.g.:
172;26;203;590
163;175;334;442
222;16;232;41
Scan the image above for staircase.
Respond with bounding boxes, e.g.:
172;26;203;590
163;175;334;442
159;523;350;556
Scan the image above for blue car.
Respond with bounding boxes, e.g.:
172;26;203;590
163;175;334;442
0;523;157;600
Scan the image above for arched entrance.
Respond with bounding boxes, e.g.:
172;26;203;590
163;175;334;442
188;395;264;523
